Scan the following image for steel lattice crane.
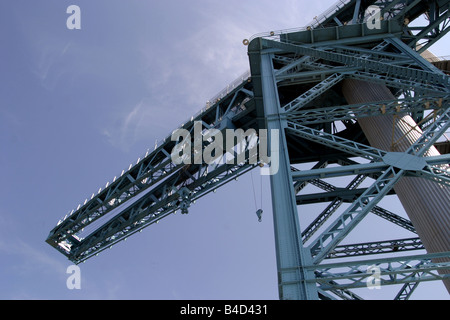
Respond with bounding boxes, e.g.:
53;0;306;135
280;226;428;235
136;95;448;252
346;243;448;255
46;0;450;300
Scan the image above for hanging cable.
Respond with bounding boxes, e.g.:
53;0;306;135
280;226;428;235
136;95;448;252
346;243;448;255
251;169;263;222
260;172;263;210
250;170;258;211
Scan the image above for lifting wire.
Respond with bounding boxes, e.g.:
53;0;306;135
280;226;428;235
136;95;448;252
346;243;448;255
251;169;263;222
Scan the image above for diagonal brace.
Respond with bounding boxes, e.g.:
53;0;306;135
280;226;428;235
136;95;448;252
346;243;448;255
309;166;405;264
287;121;387;161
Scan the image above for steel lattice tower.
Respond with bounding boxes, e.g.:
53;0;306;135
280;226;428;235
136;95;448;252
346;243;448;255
46;0;450;300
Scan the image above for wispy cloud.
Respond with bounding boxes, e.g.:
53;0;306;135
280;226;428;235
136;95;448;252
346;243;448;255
101;100;160;152
0;210;67;292
0;238;66;277
30;41;75;91
121;100;143;146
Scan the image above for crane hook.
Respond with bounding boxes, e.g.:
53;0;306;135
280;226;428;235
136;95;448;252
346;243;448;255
256;209;263;222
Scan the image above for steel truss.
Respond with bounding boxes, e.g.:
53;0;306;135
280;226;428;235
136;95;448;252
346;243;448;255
312;251;450;292
46;77;259;263
46;0;450;300
247;0;450;300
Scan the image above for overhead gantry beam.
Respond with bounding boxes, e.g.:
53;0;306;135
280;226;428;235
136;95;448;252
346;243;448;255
46;73;258;263
47;0;450;300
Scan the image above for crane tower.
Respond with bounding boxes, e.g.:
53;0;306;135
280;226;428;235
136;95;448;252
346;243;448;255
46;0;450;300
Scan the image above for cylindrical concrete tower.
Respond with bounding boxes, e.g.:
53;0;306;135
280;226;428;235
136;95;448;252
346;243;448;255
341;79;450;292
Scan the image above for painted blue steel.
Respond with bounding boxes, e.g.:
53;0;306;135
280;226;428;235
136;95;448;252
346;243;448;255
406;107;450;157
327;237;424;259
311;251;450;291
46;0;450;299
46;75;257;262
395;282;420;300
299;174;418;242
290;155;450;181
260;53;318;300
71;161;257;264
282;74;345;112
309;166;406;263
265;39;450;87
286;121;388;161
286;96;450;125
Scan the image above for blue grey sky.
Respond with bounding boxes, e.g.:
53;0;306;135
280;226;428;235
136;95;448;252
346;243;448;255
0;0;448;300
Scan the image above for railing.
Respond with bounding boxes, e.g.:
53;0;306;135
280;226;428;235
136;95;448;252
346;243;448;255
130;0;380;169
150;70;251;151
206;70;251;108
306;0;351;29
248;0;352;42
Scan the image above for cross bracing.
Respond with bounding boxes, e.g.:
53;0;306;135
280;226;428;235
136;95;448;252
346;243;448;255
47;0;450;299
311;251;450;291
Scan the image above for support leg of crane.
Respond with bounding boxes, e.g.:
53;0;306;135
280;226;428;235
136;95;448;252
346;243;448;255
260;53;318;300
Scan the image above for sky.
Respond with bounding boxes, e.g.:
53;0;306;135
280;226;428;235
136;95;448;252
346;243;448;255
0;0;449;300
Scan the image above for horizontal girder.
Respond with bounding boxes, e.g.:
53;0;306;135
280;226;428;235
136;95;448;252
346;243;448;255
47;0;450;300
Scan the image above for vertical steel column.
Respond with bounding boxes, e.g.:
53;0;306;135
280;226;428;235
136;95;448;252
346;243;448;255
260;53;318;300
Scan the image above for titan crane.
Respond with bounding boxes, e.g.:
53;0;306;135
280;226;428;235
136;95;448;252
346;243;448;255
46;0;450;300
